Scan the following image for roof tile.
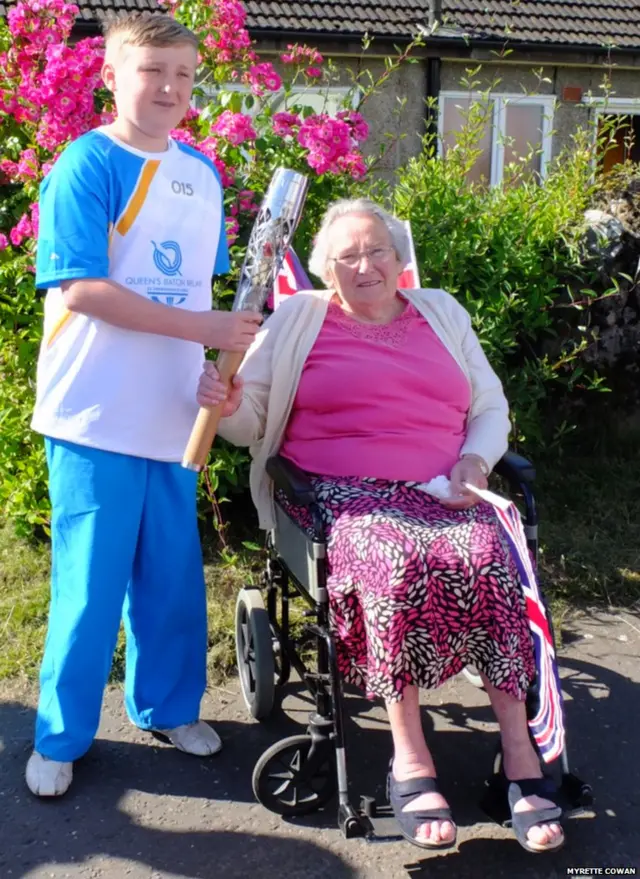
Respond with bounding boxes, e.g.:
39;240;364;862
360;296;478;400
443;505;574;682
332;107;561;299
0;0;639;50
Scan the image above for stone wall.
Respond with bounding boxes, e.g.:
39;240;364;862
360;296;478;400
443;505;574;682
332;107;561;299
583;180;640;387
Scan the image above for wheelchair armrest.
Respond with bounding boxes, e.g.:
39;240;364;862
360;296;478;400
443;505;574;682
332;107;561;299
266;455;317;506
493;450;536;487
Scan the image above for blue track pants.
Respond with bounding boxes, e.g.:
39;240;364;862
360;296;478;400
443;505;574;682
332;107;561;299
35;438;207;762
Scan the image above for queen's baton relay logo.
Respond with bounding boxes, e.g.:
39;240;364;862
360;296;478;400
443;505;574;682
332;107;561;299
143;240;193;306
124;241;204;307
153;240;182;277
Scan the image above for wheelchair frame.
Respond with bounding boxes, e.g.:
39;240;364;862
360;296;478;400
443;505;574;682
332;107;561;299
234;451;592;839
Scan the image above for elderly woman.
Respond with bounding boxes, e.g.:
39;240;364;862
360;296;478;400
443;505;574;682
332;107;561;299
198;199;564;854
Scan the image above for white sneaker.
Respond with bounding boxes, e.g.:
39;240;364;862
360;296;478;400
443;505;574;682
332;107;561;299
154;720;222;756
25;751;73;797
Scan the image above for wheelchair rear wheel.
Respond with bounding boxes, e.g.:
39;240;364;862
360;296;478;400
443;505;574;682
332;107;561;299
252;734;337;817
235;587;276;720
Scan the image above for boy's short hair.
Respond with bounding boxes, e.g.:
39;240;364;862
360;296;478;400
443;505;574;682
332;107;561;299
104;11;199;62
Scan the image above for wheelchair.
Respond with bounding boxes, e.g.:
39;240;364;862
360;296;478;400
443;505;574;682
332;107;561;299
234;451;593;840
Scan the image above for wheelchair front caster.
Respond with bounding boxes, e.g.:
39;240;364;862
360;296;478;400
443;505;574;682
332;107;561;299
339;803;367;838
235;587;276;720
252;734;337;817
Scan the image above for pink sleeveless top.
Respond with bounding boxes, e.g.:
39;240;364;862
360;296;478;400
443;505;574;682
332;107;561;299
280;298;472;483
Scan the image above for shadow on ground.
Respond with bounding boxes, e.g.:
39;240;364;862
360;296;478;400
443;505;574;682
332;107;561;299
0;645;638;878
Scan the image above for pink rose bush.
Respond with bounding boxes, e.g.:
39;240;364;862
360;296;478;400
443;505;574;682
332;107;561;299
1;0;372;257
297;113;369;177
211;110;257;145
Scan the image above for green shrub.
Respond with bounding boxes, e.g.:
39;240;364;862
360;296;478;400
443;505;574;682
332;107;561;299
392;123;611;447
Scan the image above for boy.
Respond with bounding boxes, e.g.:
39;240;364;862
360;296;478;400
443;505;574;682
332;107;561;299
26;11;261;797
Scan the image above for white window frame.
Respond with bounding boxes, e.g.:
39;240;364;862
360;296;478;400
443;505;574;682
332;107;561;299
194;82;361;116
583;96;640;118
582;96;640;136
438;91;555;186
271;84;362;113
582;96;640;168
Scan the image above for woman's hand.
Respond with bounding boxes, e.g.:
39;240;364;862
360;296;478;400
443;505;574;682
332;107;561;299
196;361;243;417
440;455;489;510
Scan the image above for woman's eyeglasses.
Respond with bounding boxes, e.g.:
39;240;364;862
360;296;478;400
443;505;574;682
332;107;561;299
329;246;396;269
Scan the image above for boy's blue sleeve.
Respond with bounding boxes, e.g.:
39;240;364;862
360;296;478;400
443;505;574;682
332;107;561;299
36;138;110;289
214;205;230;276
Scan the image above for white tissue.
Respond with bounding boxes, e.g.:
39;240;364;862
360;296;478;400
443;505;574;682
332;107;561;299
416;475;453;499
415;476;510;510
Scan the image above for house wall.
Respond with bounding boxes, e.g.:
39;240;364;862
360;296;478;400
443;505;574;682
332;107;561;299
257;43;428;176
263;46;640;176
352;57;427;172
439;58;640;162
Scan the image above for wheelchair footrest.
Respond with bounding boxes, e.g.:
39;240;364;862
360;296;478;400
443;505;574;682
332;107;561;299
480;772;595;827
339;797;402;843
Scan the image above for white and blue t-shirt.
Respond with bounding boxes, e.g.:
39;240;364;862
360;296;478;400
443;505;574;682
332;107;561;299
32;128;230;462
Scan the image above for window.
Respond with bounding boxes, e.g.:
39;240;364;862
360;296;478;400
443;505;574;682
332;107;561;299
584;97;640;173
438;92;555;186
194;83;359;117
271;85;360;116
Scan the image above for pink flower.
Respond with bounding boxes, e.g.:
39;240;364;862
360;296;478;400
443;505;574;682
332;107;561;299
238;189;258;214
201;0;253;65
211;110;256;145
226;216;239;245
306;67;322;79
16;148;39;180
170;127;197;148
297;114;353;174
30;202;40;237
196;137;236;188
337;110;369;143
31;36;105;150
8;0;79;47
182;106;201;123
243;62;282;96
272;111;301;138
280;44;323;68
337;152;368;179
0;233;9;251
10;212;33;247
0;159;19;181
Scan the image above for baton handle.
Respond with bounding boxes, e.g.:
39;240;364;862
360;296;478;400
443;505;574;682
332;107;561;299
181;350;245;472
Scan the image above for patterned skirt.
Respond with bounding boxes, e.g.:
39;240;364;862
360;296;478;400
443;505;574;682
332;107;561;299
277;475;535;703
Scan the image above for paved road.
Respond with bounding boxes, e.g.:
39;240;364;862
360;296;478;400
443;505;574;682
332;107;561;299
1;609;639;879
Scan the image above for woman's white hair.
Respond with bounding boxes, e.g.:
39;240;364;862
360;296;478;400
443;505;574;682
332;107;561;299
308;198;410;284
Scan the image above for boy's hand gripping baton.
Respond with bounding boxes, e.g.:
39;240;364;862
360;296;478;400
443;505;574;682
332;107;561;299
182;168;308;471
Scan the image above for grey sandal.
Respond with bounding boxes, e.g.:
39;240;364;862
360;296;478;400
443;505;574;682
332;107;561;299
388;772;457;850
508;778;565;854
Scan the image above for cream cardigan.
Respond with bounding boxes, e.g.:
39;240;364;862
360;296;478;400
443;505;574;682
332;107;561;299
218;287;510;530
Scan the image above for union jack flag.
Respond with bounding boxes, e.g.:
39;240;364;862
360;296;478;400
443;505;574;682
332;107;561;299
268;247;313;310
397;220;421;290
492;497;566;764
